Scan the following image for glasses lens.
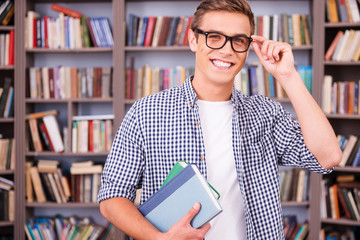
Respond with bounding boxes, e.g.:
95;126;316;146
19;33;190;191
232;36;250;52
206;33;226;49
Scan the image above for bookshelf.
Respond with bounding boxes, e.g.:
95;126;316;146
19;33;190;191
311;0;360;239
6;0;357;239
12;0;125;239
0;2;15;238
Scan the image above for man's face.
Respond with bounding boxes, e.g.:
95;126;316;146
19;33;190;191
189;11;251;88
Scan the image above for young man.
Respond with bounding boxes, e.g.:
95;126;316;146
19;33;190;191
98;0;342;239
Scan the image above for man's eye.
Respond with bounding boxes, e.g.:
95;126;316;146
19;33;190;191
208;34;222;39
234;37;245;44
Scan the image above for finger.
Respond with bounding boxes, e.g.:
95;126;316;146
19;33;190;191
272;44;281;61
199;222;211;233
182;202;201;223
267;42;276;63
260;39;271;60
251;35;267;44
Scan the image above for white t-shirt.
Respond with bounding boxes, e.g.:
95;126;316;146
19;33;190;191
197;100;246;240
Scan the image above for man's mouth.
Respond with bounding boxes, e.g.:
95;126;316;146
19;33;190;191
211;59;233;68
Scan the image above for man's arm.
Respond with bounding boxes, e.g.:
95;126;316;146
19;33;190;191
99;197;210;240
251;35;342;169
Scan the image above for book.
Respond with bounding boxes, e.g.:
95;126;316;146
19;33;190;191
324;31;344;61
51;3;82;18
339;135;358;167
42;114;65;153
161;161;220;200
138;164;222;232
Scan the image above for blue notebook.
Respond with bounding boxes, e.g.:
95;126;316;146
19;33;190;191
138;164;222;232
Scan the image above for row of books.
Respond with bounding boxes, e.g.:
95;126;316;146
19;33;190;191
0;77;14;118
326;0;360;23
279;168;310;202
235;64;312;98
25;216;115;240
0;176;14;222
127;15;193;47
324;30;360;62
0;138;14;170
26;160;103;204
72;115;113;154
254;14;312;46
26;8;113;49
125;63;194;100
27;66;112;100
322;77;359;115
337;134;360;167
26;110;65;153
0;31;14;66
320;176;360;221
0;0;14;26
283;215;309;240
320;226;359;240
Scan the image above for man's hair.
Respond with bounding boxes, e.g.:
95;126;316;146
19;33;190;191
191;0;255;36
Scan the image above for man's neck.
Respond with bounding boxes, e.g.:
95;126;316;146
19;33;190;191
191;76;233;101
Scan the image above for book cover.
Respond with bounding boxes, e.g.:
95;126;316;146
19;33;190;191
138;164;222;232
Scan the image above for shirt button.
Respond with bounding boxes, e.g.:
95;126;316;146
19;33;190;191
196;122;200;126
200;156;204;161
189;103;192;107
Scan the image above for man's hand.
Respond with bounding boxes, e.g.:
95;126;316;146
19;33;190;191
161;202;211;240
251;35;297;85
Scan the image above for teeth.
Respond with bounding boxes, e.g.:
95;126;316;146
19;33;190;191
212;60;231;68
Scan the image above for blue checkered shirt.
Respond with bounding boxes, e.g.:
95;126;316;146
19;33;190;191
98;76;332;239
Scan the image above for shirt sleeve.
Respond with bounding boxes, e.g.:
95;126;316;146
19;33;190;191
97;102;144;203
272;101;333;174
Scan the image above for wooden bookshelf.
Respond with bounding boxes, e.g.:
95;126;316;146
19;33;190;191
6;0;358;239
311;0;360;238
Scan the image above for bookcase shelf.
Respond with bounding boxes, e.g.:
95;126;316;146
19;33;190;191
321;218;360;227
333;167;360;173
25;152;108;157
0;66;15;70
26;98;113;103
281;201;310;207
0;170;14;175
25;47;113;53
0;118;14;123
26;202;99;208
325;114;360;120
0;26;14;31
324;61;360;66
0;221;14;227
324;22;360;28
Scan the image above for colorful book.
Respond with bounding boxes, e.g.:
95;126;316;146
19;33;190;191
161;161;220;200
138;164;222;232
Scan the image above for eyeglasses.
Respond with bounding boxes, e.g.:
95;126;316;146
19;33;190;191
193;28;252;53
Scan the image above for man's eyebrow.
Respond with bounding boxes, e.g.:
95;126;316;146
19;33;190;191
206;29;250;37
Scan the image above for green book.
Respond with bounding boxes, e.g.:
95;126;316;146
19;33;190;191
161;161;220;199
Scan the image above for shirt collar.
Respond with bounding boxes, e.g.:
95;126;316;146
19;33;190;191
182;75;242;109
182;76;198;108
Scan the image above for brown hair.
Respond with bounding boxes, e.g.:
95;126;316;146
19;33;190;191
191;0;255;36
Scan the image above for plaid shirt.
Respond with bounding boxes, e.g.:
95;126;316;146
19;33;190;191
98;76;332;239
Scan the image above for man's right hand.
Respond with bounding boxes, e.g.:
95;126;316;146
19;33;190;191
159;202;211;240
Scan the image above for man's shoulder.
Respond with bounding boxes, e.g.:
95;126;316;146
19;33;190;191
234;89;279;111
133;86;184;109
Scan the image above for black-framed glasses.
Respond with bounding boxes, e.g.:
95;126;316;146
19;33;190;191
194;28;252;53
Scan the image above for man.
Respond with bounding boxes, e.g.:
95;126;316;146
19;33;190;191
98;0;342;239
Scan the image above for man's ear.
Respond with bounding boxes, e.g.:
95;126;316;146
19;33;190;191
188;29;197;53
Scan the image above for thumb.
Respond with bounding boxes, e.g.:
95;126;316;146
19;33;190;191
182;202;201;223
